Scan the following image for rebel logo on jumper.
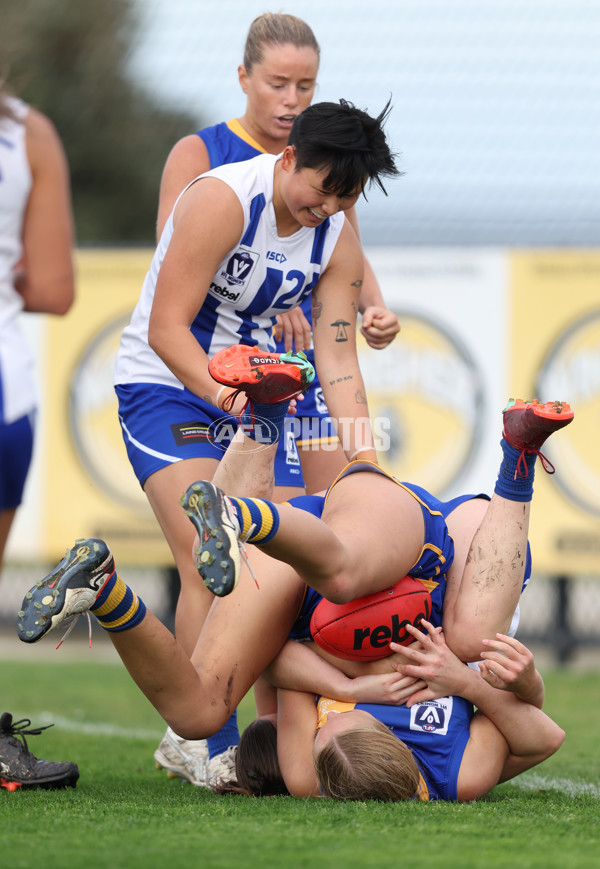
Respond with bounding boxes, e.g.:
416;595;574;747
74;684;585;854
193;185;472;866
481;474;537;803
220;249;259;288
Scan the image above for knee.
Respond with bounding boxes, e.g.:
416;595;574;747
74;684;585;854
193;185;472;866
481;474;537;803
169;708;230;741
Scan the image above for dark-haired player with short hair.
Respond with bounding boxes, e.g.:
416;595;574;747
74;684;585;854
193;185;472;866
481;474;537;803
114;96;400;785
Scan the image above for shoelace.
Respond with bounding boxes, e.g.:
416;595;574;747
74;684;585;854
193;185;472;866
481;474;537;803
514;448;555;479
55;611;94;650
238;524;259;589
221;389;252;420
0;715;53;755
221;494;260;590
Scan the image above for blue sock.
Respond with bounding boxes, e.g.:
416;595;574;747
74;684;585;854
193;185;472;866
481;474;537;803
240;400;288;444
207;711;239;759
494;438;536;502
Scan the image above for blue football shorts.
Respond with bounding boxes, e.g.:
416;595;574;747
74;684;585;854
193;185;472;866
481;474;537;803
0;412;35;511
115;382;305;489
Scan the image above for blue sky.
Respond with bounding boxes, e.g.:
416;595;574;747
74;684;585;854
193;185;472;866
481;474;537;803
130;0;600;245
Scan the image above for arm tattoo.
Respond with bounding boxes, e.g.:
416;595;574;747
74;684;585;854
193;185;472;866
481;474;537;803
350;279;363;290
355;389;368;406
312;298;323;325
330;319;351;342
329;374;354;386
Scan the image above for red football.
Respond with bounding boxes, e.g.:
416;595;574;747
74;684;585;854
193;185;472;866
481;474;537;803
310;576;432;662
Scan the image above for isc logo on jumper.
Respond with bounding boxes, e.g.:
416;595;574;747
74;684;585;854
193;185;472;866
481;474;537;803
266;251;287;263
220;248;259;288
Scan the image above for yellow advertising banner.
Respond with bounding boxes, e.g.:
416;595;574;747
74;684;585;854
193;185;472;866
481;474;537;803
510;251;600;575
43;248;172;565
15;247;599;580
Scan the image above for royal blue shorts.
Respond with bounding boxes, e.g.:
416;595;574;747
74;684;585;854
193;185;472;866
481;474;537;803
115;382;304;489
0;412;34;511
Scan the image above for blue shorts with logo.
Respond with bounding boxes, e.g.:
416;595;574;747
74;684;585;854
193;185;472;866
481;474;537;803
115;382;304;489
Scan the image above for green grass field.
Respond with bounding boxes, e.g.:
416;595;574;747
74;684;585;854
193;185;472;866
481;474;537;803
1;655;599;869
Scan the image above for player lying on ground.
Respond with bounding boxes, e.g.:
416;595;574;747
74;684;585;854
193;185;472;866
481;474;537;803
16;349;572;797
222;620;564;801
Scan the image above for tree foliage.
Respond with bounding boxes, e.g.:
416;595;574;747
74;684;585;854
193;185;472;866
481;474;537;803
2;0;202;242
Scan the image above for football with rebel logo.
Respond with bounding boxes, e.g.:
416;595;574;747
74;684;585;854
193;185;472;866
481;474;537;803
310;576;432;662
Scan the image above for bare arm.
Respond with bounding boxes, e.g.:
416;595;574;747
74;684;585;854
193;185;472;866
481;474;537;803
344;207;400;349
156;134;211;240
148;177;245;407
276;688;321;797
396;622;565;801
311;223;376;462
263;638;421;706
16;108;75;315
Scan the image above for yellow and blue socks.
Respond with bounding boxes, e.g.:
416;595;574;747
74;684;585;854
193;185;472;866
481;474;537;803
494;438;536;502
90;571;147;632
226;496;280;544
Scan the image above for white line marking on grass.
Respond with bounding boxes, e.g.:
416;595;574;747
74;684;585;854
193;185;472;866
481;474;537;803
513;773;600;798
24;712;164;741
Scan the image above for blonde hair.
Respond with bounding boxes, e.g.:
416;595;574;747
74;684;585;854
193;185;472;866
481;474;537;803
314;721;421;802
243;12;320;72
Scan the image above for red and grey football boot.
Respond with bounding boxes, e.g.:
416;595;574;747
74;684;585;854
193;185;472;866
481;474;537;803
502;399;574;477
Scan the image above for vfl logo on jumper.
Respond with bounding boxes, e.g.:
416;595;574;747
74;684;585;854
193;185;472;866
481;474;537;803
410;698;453;735
221;249;259;287
353;598;431;652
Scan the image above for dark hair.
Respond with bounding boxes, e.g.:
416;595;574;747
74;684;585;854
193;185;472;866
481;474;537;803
243;12;320;72
213;718;289;797
288;98;401;199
